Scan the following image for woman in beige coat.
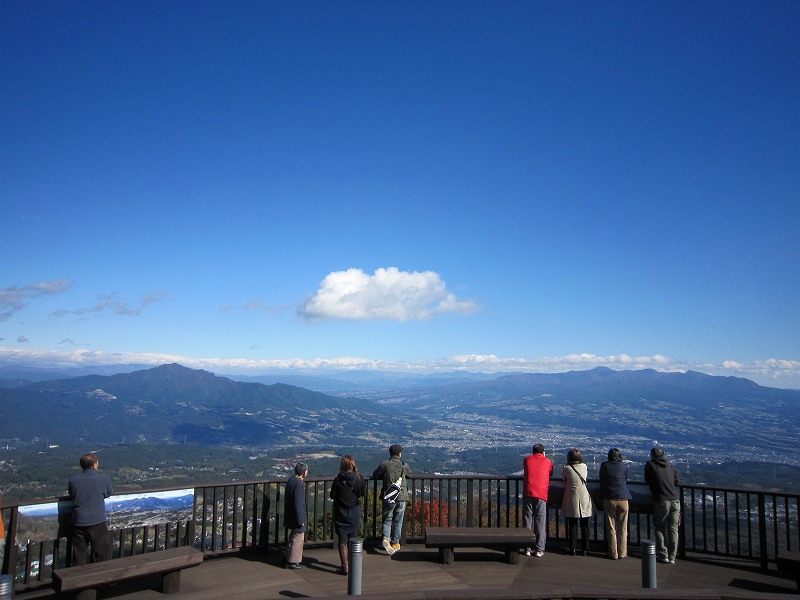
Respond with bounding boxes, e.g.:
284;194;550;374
561;448;593;555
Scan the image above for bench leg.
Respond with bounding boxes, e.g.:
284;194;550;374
161;570;181;594
75;589;98;600
440;547;454;565
506;548;519;565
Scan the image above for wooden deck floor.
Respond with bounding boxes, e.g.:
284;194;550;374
20;542;799;600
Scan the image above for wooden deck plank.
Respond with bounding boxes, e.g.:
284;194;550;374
19;543;799;600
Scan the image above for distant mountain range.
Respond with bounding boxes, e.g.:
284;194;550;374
388;367;800;450
401;366;798;409
0;362;500;392
1;364;798;468
0;363;394;447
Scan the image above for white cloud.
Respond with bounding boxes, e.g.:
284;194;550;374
0;279;71;321
219;300;286;316
298;267;479;321
718;358;800;383
2;347;799;388
243;299;267;311
51;290;167;317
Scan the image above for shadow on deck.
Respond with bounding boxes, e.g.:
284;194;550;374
19;542;799;600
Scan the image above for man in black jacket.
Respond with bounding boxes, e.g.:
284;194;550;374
284;462;308;569
644;447;681;564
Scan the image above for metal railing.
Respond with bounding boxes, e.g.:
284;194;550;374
2;475;798;591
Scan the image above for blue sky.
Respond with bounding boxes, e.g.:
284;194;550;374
2;1;799;388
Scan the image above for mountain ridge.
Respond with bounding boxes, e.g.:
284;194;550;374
1;364;797;464
0;363;392;447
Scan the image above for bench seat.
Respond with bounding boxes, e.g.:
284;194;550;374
52;546;203;600
776;550;800;591
424;527;533;564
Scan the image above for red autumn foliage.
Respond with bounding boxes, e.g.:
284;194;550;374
412;499;451;527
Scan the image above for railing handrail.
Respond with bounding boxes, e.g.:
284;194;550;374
7;475;797;510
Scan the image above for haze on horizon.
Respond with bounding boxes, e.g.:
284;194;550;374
2;2;799;389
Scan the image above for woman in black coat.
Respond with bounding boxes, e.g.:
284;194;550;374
330;455;366;574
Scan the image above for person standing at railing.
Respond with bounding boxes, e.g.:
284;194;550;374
373;444;412;555
522;443;553;557
644;447;681;564
67;453;113;565
644;448;681;564
599;448;632;560
0;494;5;572
284;462;309;569
562;448;593;556
330;455;367;575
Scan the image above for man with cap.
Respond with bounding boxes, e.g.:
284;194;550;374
373;444;412;555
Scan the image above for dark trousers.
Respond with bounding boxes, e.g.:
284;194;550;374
567;517;589;552
71;522;112;565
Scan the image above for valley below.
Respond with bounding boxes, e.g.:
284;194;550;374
1;364;798;500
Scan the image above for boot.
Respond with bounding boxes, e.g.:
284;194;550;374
337;543;349;575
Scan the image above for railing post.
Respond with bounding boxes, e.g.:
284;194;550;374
4;507;19;577
757;492;768;570
466;480;475;528
259;486;272;551
678;488;686;559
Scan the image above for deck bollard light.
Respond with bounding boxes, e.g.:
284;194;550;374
348;537;364;596
641;539;657;589
0;574;13;600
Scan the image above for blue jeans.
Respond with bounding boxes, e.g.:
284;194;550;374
381;500;406;544
522;496;547;553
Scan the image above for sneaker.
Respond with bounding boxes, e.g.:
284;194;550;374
391;542;401;551
284;562;302;569
524;548;532;556
534;550;544;558
669;558;676;564
657;557;670;564
382;537;395;555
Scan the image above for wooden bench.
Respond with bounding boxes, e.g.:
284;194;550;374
424;527;533;564
776;550;800;591
52;546;203;600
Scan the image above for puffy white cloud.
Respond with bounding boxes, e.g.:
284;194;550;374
298;267;479;321
0;279;71;321
717;358;800;383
